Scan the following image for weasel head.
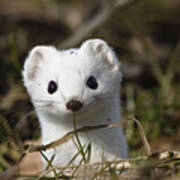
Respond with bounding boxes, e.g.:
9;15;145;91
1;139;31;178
23;39;122;119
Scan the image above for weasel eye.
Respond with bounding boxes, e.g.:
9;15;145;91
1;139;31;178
87;76;98;89
48;81;58;94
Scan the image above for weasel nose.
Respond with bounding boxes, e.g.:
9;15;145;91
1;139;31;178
66;100;83;112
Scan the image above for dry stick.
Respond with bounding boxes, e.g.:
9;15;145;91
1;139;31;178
21;117;152;178
23;120;125;153
23;116;151;156
55;158;132;177
58;0;140;49
47;150;179;179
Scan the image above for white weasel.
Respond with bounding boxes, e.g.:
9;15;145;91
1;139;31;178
23;39;128;168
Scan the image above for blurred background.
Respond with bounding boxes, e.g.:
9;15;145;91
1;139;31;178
0;0;180;174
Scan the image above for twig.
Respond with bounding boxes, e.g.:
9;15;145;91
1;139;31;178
55;150;180;171
17;150;180;179
58;0;140;49
23;119;127;153
23;116;151;156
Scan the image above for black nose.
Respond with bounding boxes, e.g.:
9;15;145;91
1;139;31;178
66;100;83;112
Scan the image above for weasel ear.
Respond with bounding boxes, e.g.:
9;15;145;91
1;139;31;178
23;46;55;82
82;39;120;71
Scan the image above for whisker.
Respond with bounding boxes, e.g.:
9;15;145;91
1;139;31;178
35;104;54;107
97;93;118;99
33;100;61;104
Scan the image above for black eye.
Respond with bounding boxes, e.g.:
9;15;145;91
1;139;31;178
87;76;98;89
48;81;58;94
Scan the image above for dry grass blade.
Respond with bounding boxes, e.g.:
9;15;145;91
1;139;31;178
17;150;180;179
23;119;127;153
18;118;179;179
53;150;179;179
23;116;151;156
131;117;152;156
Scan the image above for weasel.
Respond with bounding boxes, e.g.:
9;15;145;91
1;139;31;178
23;39;128;169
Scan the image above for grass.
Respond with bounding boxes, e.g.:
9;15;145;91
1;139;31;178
0;0;180;178
3;116;177;179
0;41;179;179
0;36;179;179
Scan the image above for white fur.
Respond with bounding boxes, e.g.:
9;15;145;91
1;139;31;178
23;39;128;169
